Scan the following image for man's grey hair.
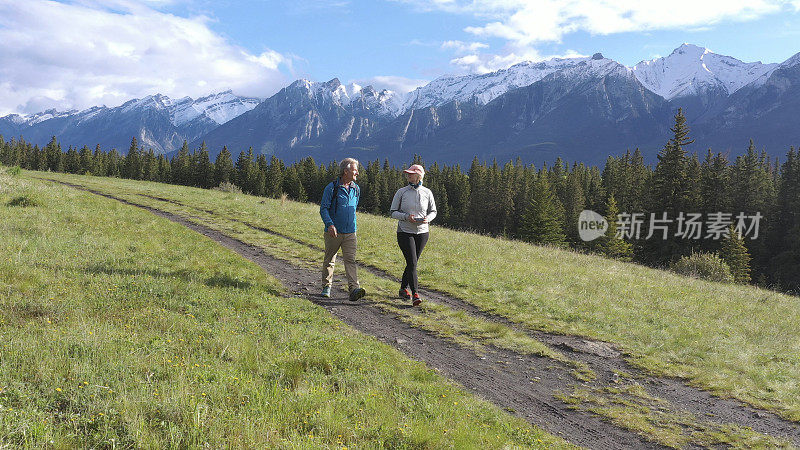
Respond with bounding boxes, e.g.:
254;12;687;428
339;158;359;177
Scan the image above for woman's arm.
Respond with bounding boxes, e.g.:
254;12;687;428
424;189;437;223
390;188;408;221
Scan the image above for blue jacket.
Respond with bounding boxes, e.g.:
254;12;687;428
320;179;359;234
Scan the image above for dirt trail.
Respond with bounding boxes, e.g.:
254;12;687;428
45;179;800;449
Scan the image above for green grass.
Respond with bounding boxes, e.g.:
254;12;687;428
558;385;791;448
0;168;569;448
33;171;800;426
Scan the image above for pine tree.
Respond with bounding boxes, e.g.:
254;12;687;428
265;156;284;197
157;155;171;182
651;108;693;214
519;170;566;246
64;146;80;174
172;141;191;185
700;149;730;214
78;145;92;174
685;153;702;212
91;144;105;176
214;146;234;186
123;138;142;179
282;166;307;201
645;108;694;264
562;169;586;245
627;148;650;214
44;136;63;172
730;140;775;216
497;162;516;235
720;225;751;283
143;149;158;181
768;147;800;291
107;149;121;177
730;139;776;278
467;157;487;231
599;194;633;260
194;142;214;188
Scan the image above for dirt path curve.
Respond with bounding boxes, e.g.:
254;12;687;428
44;178;800;449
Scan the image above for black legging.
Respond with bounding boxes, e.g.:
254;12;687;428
397;231;429;293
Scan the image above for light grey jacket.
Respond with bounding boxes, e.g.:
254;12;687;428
390;184;437;234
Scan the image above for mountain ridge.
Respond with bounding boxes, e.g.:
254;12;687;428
3;44;799;165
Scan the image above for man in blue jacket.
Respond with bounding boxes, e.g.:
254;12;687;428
319;158;366;301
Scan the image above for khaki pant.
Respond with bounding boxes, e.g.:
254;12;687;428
322;232;359;291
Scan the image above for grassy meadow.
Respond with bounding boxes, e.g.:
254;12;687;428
32;170;800;426
0;167;569;448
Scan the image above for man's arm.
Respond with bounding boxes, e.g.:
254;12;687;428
319;183;335;230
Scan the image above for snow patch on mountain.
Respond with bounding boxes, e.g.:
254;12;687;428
780;51;800;69
402;56;594;111
23;109;78;125
5;114;27;125
632;44;777;100
171;90;260;126
289;78;402;116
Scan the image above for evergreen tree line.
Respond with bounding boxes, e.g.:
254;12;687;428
2;109;798;292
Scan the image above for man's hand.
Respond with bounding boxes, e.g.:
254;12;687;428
327;224;338;238
408;214;418;223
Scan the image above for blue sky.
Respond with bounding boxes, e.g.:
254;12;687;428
1;0;800;115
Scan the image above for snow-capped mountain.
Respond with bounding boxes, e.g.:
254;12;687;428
193;78;400;159
117;90;259;128
632;44;778;100
194;44;800;166
401;53;609;111
284;78;402;117
397;44;777;113
170;90;260;127
5;44;799;166
1;91;259;154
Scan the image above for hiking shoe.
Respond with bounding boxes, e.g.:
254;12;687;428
412;293;422;306
321;285;331;298
349;287;366;302
399;288;411;301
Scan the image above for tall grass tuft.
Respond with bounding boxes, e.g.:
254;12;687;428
212;181;242;194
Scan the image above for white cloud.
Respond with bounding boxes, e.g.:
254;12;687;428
441;40;489;54
349;75;429;94
0;0;291;115
396;0;797;72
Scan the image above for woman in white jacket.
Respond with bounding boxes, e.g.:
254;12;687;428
390;164;437;306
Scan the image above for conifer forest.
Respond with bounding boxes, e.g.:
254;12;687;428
3;110;798;293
